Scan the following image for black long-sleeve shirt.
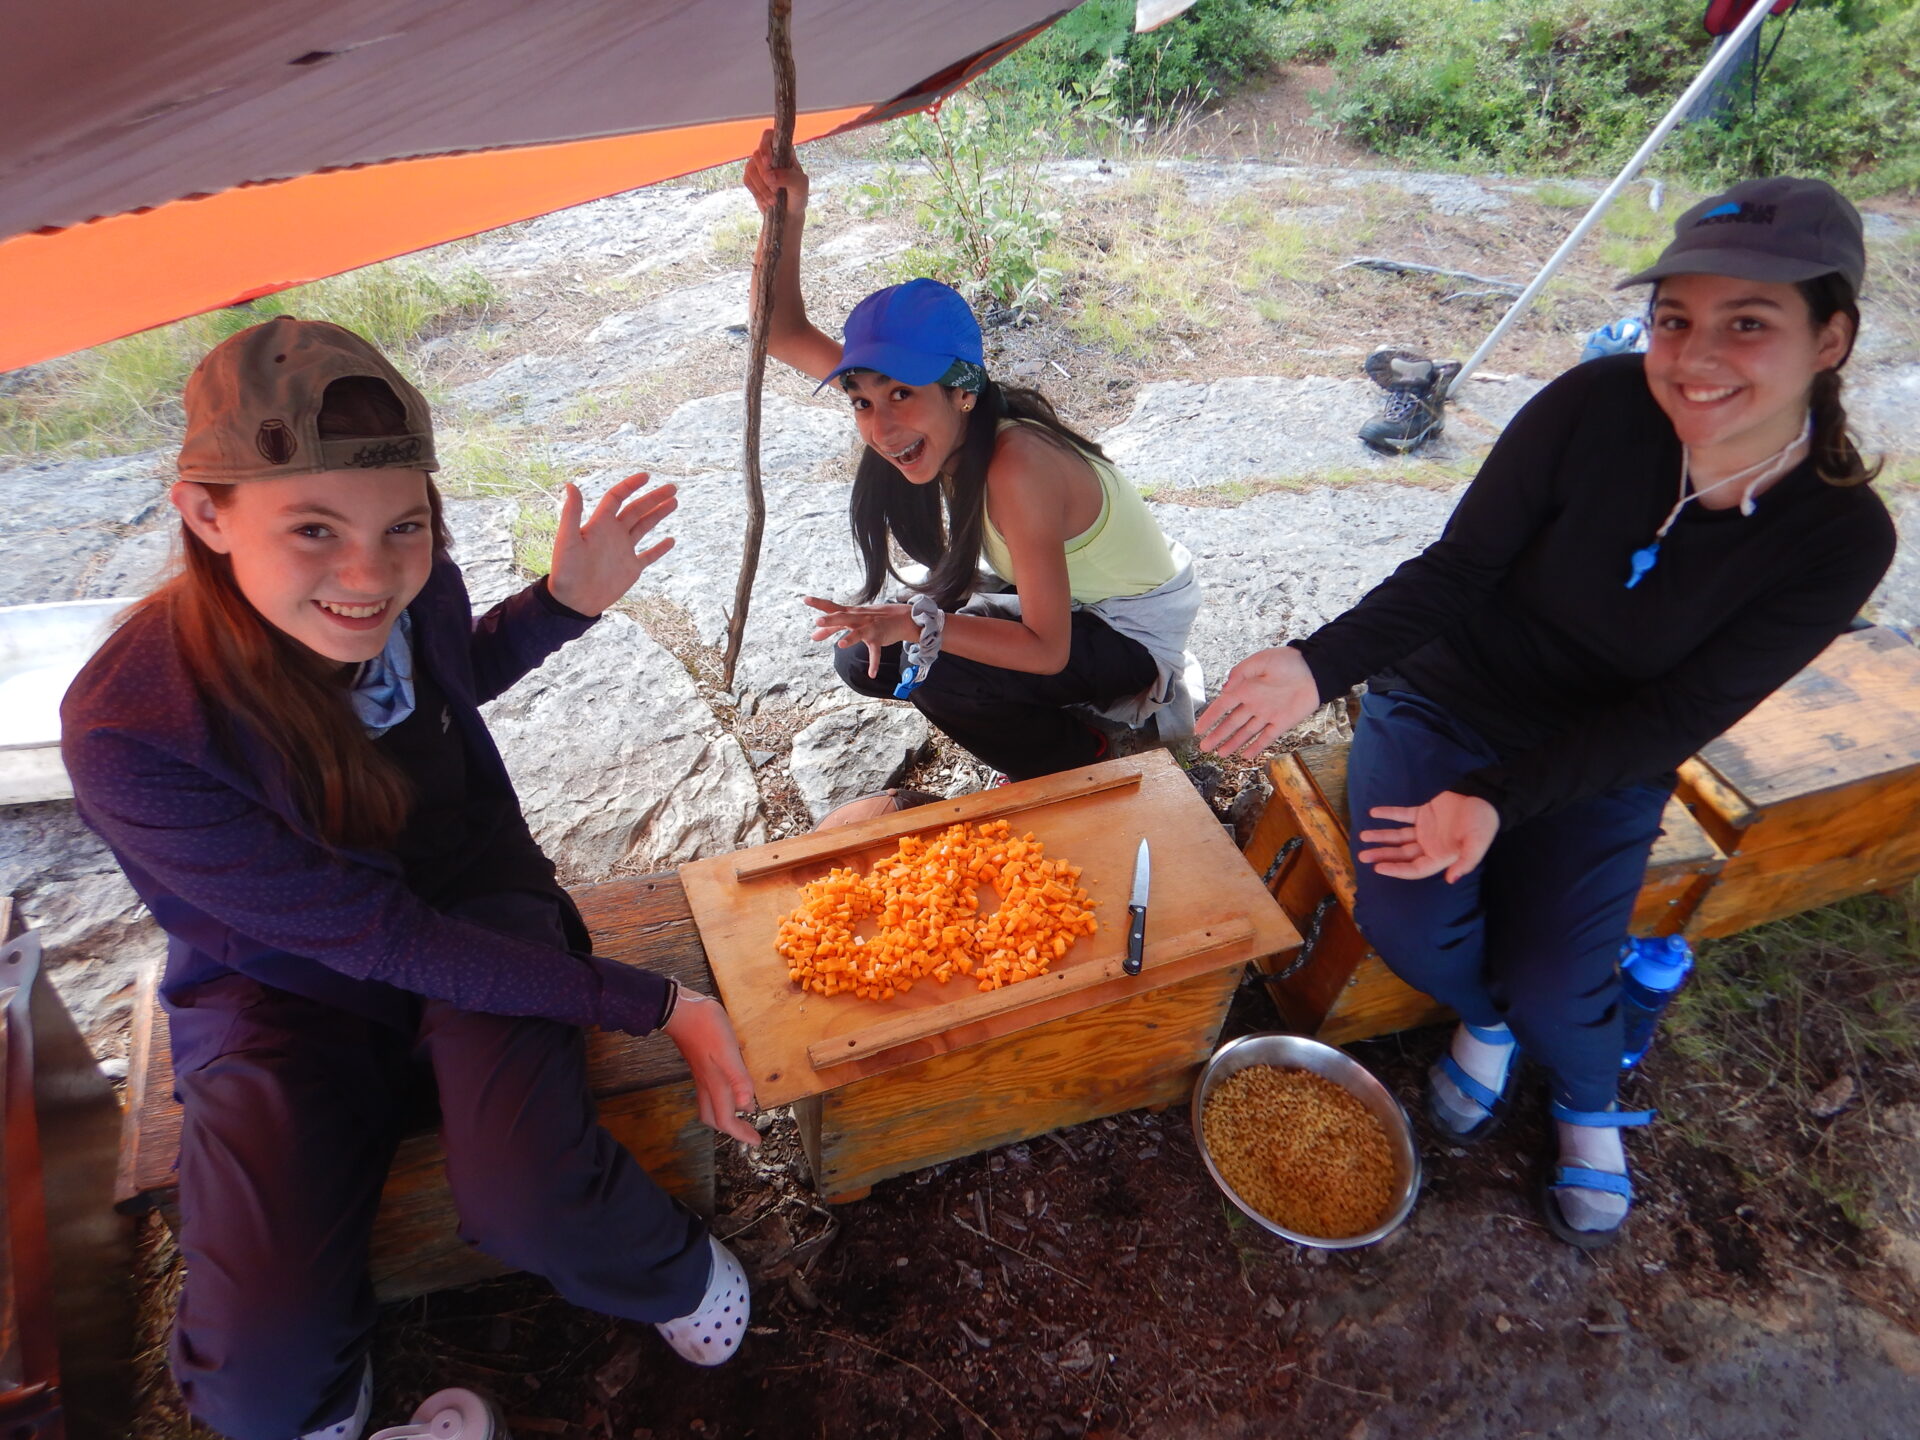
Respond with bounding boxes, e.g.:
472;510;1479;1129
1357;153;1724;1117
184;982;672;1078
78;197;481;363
1295;355;1897;829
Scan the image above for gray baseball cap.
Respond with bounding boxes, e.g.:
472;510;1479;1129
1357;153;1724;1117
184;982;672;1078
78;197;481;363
1617;176;1865;295
178;315;438;482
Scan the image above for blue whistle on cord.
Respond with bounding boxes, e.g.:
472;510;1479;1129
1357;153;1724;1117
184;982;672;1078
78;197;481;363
1624;544;1660;590
892;664;924;700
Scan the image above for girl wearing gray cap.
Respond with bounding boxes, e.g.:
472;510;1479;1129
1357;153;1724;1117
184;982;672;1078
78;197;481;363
62;318;759;1440
1196;177;1894;1247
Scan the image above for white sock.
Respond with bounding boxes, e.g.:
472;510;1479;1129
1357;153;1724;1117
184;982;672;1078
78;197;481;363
1555;1113;1629;1231
1430;1021;1514;1131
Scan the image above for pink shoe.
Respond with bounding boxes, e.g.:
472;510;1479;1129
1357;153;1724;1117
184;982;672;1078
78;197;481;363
654;1235;750;1366
368;1388;504;1440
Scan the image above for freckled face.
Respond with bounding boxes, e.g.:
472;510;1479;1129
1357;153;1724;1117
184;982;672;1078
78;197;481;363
841;372;972;485
1644;272;1851;470
173;469;435;665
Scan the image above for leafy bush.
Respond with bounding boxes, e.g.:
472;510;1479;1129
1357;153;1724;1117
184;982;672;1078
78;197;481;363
1273;0;1920;192
997;0;1288;124
866;92;1069;314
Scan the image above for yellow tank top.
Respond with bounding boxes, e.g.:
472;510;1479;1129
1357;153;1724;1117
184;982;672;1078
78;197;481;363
979;420;1176;604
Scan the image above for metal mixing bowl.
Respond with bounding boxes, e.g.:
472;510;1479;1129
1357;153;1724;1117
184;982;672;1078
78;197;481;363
1191;1032;1421;1250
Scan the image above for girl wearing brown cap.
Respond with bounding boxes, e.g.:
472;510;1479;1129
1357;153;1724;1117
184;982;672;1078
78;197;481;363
62;318;758;1440
1197;177;1894;1247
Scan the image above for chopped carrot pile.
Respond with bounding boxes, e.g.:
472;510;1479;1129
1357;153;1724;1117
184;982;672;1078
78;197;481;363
775;820;1099;1000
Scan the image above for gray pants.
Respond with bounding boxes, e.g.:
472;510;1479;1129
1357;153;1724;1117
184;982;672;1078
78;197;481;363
164;976;709;1440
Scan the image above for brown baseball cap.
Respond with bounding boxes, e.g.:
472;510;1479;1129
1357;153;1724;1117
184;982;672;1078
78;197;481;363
1617;176;1866;295
177;315;439;482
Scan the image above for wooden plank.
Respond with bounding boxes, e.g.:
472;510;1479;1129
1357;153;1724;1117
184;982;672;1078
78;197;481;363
1686;766;1920;939
112;960;163;1209
804;918;1254;1069
1676;757;1756;847
684;750;1299;1109
1269;753;1359;914
797;965;1241;1202
730;768;1143;881
1693;628;1920;809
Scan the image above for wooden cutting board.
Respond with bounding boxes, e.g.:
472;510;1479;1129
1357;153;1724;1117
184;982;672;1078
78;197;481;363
680;749;1300;1108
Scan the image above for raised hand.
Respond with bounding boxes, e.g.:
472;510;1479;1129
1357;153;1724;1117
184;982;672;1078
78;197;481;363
663;990;761;1146
804;596;917;678
1356;791;1499;884
1195;644;1322;759
546;473;677;618
744;128;810;217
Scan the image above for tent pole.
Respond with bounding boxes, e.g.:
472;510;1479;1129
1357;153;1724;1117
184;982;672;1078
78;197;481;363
724;0;797;690
1445;0;1780;399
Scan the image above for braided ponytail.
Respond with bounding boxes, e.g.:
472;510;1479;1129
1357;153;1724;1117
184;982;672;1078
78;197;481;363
1797;272;1880;488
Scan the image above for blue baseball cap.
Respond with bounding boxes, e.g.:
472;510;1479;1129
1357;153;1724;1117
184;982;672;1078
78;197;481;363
821;279;984;391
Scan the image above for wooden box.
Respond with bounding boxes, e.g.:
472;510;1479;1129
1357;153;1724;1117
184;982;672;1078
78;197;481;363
681;751;1300;1202
116;874;717;1303
1677;626;1920;940
1242;741;1725;1044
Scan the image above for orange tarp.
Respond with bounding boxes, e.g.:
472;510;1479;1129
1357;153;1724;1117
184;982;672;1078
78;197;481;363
0;110;863;373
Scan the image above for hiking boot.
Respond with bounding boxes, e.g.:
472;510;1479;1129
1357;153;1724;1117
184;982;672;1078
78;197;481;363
1358;355;1460;455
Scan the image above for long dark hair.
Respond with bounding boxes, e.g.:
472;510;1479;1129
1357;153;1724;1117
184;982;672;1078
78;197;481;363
848;379;1107;610
1795;272;1879;487
133;374;447;850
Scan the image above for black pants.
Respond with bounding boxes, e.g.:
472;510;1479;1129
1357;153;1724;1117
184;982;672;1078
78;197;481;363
835;610;1158;780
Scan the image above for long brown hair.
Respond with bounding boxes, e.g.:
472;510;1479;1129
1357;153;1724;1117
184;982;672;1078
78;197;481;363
135;375;448;850
1796;272;1880;487
848;380;1107;610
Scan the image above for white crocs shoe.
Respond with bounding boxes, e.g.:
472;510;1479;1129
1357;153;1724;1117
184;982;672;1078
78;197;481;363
300;1361;373;1440
368;1388;505;1440
654;1235;750;1366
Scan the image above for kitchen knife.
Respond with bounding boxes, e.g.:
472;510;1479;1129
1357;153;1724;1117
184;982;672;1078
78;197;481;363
1125;837;1150;976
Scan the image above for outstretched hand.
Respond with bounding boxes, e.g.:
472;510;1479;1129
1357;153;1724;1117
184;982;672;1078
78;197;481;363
804;596;917;678
1356;791;1499;884
745;129;810;217
546;473;677;618
1195;644;1321;759
663;990;762;1146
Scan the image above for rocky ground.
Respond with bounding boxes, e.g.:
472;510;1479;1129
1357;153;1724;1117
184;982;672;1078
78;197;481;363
6;91;1920;1438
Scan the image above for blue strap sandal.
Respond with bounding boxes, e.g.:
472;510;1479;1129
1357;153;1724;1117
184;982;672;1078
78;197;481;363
1426;1021;1522;1144
1539;1102;1655;1250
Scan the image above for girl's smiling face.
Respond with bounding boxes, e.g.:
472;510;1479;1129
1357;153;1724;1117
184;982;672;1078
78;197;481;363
173;469;436;665
1644;272;1852;472
840;371;973;485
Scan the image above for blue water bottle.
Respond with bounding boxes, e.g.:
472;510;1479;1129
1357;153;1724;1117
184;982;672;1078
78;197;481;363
1619;935;1693;1070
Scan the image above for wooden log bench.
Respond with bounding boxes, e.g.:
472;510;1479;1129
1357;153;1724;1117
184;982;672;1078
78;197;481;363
115;873;717;1303
1675;626;1920;939
1241;741;1727;1045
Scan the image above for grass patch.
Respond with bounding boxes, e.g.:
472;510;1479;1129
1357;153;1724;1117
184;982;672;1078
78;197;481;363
1665;884;1920;1232
2;261;499;460
436;420;566;500
1531;182;1590;209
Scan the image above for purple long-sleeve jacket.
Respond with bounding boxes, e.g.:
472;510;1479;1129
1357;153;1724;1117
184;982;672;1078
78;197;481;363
60;555;671;1038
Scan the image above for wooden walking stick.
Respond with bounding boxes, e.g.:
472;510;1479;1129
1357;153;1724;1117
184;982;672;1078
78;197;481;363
723;0;797;691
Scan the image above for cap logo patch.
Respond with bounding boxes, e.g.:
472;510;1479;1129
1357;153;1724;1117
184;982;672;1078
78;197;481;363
347;438;423;467
1695;201;1776;227
255;419;297;464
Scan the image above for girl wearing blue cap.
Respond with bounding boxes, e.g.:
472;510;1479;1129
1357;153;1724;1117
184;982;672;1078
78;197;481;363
746;137;1199;781
1196;177;1894;1247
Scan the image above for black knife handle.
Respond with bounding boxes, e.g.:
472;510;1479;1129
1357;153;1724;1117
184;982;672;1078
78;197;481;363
1124;904;1146;975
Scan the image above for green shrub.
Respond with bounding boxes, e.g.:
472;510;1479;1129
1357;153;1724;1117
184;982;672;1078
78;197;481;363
1273;0;1920;193
997;0;1288;124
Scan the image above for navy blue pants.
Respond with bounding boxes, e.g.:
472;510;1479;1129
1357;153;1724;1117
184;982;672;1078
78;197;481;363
164;978;710;1440
835;610;1157;780
1346;688;1672;1112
